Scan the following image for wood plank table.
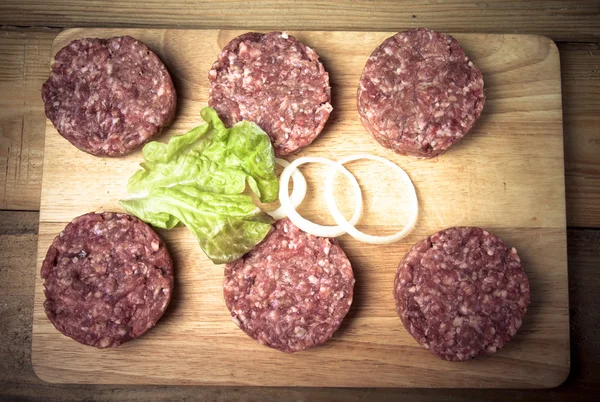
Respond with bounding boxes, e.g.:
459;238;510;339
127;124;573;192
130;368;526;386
1;1;599;400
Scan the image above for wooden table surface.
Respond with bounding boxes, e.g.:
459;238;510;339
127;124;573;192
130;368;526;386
1;1;598;400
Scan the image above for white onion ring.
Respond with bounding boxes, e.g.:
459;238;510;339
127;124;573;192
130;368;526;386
267;158;308;220
279;156;362;237
325;154;418;244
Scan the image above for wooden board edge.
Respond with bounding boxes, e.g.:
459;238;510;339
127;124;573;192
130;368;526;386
541;35;571;391
49;28;563;53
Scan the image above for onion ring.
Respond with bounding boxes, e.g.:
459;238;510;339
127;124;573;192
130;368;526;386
324;154;418;244
279;156;362;237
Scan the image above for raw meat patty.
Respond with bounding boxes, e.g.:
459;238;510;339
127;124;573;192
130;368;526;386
209;32;332;156
41;212;174;348
394;227;530;361
358;28;485;158
42;36;177;156
223;218;354;353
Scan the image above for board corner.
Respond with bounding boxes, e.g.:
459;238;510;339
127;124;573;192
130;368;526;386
31;344;61;384
51;28;85;53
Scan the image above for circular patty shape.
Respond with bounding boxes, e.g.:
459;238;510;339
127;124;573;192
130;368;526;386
358;28;485;158
42;36;177;156
223;218;354;353
209;32;332;156
41;212;174;348
394;227;530;361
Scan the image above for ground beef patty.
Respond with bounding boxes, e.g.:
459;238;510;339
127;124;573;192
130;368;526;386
358;28;485;158
41;212;174;348
209;32;332;156
394;227;529;361
42;36;177;156
223;218;354;353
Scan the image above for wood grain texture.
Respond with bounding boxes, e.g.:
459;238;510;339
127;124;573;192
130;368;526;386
0;211;39;386
3;213;596;399
31;28;568;388
560;43;600;228
1;1;599;42
0;30;54;210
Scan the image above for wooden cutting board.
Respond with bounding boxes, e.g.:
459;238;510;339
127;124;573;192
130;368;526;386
32;28;569;388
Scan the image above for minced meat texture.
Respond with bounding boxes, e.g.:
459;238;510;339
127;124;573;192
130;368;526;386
42;36;177;156
223;218;354;353
394;227;530;361
209;32;332;156
358;28;485;158
41;212;174;348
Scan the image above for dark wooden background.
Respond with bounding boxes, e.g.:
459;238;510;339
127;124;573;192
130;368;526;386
1;1;598;400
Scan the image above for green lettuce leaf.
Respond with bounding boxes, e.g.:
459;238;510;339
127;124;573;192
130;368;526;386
120;107;278;264
126;108;278;202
